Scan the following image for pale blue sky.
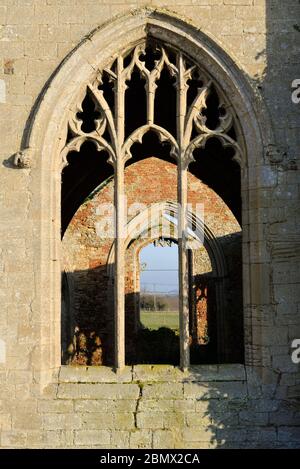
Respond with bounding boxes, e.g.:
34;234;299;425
140;244;179;294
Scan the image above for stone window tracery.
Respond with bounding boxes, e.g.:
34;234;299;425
61;38;243;369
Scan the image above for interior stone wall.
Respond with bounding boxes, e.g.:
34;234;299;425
0;1;299;448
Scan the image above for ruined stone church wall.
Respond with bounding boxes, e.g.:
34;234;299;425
0;0;299;448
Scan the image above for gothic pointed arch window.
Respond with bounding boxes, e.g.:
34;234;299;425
61;37;244;369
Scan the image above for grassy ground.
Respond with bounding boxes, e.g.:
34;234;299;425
140;310;179;331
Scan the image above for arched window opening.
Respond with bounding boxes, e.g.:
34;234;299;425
140;241;179;332
126;240;180;365
60;36;244;369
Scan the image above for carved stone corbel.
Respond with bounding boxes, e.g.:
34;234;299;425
13;148;32;168
265;144;297;170
265;144;287;165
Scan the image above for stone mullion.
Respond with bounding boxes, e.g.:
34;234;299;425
177;53;190;370
146;76;156;125
114;55;126;369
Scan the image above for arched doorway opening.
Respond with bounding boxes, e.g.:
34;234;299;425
127;239;180;365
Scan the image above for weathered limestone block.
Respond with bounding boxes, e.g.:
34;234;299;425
74;430;111;447
163;411;185;428
142;383;183;399
287;385;300;399
37;400;74;414
239;411;268;426
74;399;137;413
133;365;183;382
1;431;27;448
139;399;174;412
245;427;277;443
277;427;300;445
110;431;130;448
184;382;247;399
78;412;114;430
183;426;215;442
0;414;12;432
186;412;212;427
182;364;246;382
153;430;175;449
129;429;152;449
174;399;195;412
42;413;82;431
136;412;164;430
114;412;135;430
269;411;300;426
210;411;239;427
59;365;132;383
57;383;140;400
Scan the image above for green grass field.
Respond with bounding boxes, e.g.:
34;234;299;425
140;311;179;331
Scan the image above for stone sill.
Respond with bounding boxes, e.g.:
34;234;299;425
58;364;246;384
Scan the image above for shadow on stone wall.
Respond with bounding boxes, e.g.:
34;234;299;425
183;365;268;449
193;0;300;449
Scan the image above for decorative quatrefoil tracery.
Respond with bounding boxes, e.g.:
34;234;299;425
61;40;243;170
